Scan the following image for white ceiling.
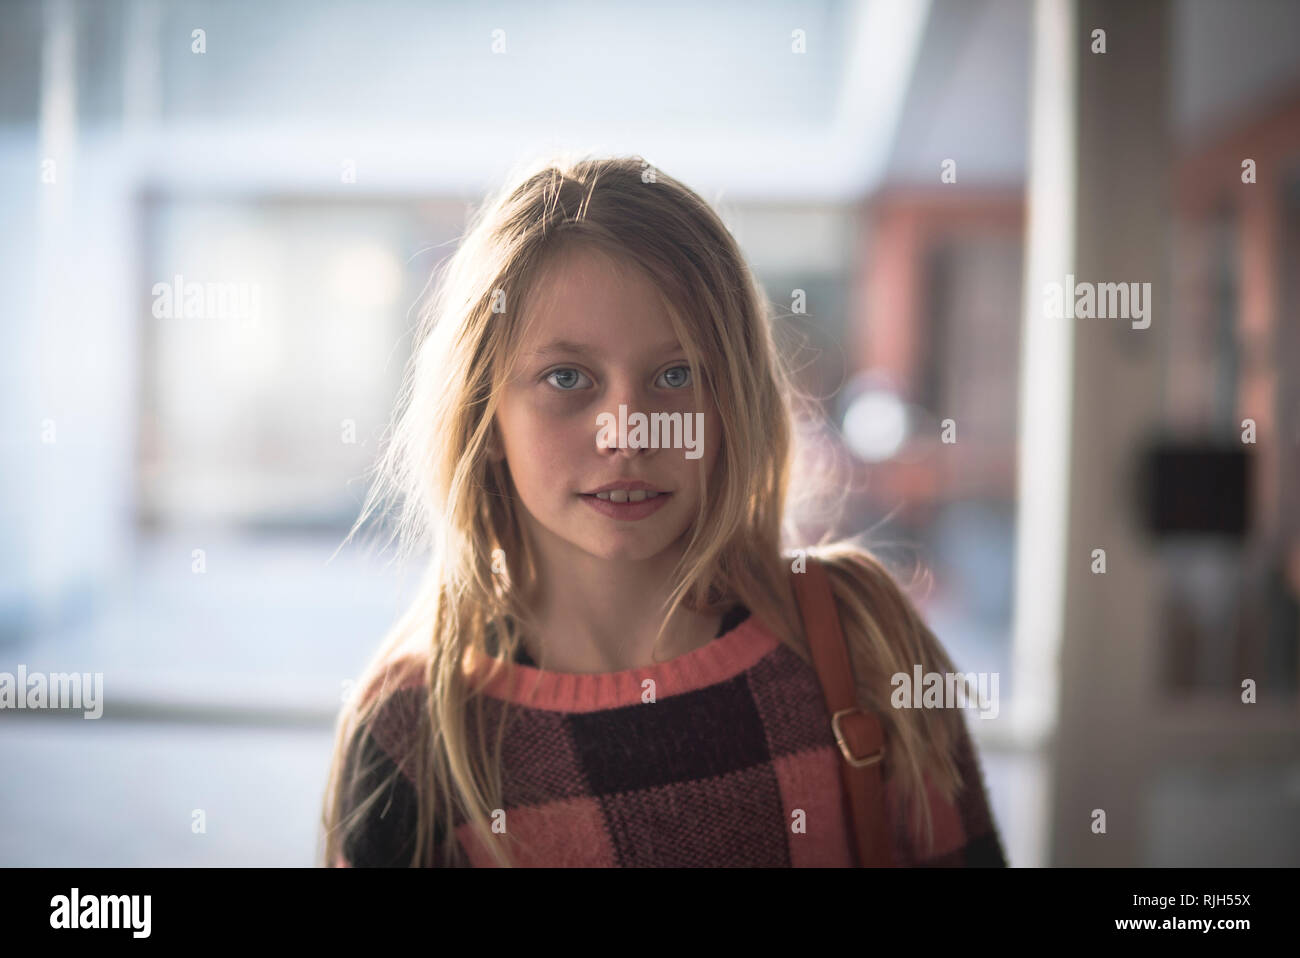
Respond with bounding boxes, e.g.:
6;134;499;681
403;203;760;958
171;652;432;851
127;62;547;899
116;0;932;200
10;0;1300;200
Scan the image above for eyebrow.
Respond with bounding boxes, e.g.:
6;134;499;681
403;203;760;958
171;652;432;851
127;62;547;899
529;339;686;360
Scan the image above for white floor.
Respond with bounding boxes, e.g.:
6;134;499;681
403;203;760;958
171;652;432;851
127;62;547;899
0;717;337;866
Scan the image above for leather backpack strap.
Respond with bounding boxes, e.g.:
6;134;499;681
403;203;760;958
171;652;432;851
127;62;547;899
790;557;894;867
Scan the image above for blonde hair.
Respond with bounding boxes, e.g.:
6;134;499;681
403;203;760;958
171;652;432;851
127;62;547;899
319;152;968;867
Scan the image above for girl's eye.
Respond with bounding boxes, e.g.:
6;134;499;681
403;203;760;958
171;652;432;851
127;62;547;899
658;365;691;389
544;368;591;390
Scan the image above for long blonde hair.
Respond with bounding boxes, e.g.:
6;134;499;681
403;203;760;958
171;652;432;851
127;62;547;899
320;152;968;867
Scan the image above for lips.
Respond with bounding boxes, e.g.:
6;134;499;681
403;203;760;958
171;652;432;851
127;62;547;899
579;487;672;520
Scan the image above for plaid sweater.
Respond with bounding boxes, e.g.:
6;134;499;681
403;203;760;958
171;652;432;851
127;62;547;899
337;607;1007;867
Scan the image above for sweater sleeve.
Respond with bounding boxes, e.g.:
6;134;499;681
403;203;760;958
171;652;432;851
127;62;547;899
334;685;460;868
888;712;1009;867
335;720;423;867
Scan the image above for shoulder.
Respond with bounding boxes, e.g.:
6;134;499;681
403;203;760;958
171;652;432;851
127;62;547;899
348;652;431;782
811;545;924;621
792;545;941;670
794;545;973;813
354;651;427;711
336;653;431;867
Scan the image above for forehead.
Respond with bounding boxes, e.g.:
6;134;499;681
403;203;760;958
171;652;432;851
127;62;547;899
517;244;679;351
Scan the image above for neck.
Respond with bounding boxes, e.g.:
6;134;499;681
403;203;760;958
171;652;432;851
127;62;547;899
520;538;721;674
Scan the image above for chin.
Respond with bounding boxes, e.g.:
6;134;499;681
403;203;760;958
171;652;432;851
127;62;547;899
577;535;675;563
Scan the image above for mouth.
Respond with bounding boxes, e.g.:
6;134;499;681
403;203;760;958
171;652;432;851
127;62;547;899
578;482;672;520
579;481;669;504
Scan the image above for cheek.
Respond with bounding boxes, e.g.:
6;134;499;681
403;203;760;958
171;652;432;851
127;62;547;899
695;404;722;470
499;400;590;485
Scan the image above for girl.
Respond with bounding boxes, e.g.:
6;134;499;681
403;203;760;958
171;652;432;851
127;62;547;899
320;153;1007;868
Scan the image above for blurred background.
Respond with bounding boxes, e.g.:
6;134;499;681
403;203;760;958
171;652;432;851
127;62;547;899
1;0;1297;867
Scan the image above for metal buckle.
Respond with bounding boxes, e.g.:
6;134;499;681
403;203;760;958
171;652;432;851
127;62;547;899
831;707;885;768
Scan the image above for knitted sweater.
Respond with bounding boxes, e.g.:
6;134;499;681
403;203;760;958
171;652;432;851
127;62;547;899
336;607;1007;867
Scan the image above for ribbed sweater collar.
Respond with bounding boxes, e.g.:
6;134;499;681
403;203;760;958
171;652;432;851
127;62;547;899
461;614;777;712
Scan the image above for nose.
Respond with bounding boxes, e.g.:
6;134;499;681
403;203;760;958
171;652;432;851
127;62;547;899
595;381;659;459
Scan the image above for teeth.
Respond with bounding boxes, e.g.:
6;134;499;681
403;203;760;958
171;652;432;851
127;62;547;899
590;489;664;502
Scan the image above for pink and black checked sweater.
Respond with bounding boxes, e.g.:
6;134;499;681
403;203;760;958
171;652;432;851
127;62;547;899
338;606;1007;867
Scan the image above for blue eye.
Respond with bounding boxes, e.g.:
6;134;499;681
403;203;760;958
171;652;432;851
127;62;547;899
545;368;591;390
658;365;691;388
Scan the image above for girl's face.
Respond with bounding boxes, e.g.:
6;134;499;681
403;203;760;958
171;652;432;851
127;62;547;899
492;245;721;565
